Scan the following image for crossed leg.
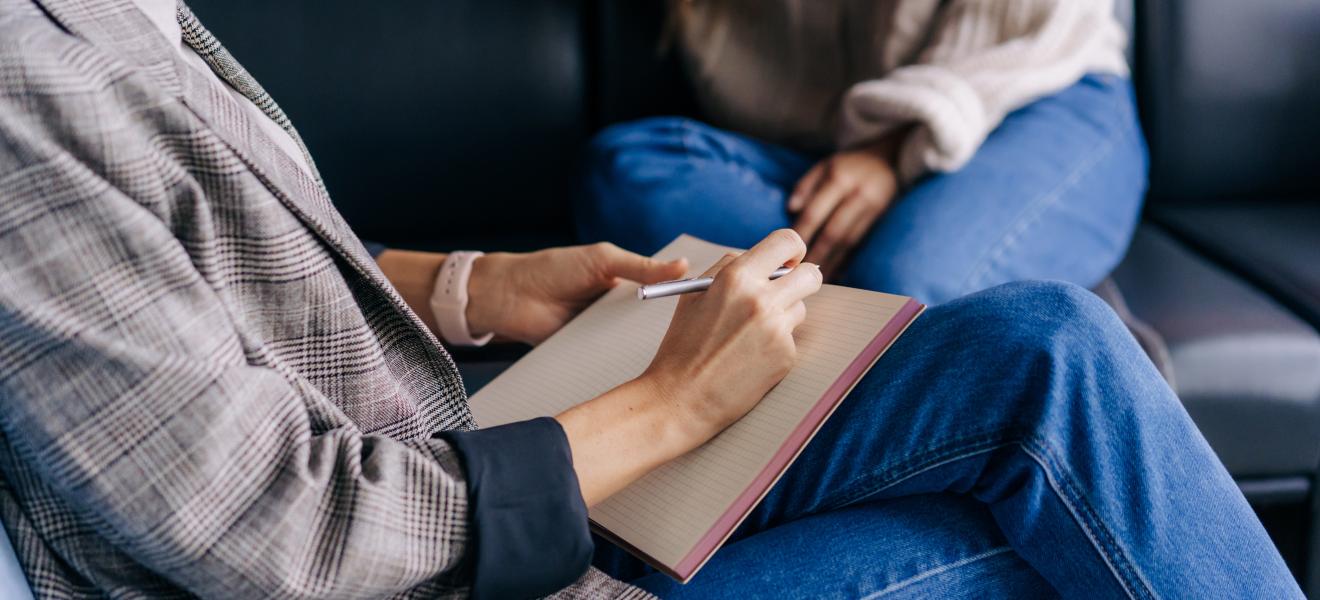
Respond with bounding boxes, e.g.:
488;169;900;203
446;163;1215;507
597;282;1298;598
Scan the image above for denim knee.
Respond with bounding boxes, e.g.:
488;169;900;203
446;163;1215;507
578;118;693;237
584;117;692;169
994;280;1114;322
945;282;1132;384
953;281;1166;424
585;117;696;185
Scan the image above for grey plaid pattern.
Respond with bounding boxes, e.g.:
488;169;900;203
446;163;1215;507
0;0;648;597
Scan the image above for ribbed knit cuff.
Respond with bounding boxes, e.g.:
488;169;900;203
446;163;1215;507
838;66;988;185
439;418;593;599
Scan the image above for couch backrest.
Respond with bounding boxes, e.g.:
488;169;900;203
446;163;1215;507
188;0;590;245
591;1;697;128
190;0;1320;241
1137;0;1320;203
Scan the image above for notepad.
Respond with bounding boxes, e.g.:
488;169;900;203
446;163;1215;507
468;235;924;582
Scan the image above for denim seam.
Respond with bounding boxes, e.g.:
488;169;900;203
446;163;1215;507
858;546;1015;599
956;117;1124;295
842;441;1015;506
817;429;1156;600
820;427;1020;510
1020;437;1160;600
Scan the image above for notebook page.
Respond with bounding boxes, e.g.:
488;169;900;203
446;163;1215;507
468;235;910;570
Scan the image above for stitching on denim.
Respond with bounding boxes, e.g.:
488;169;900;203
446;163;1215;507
858;546;1015;599
816;430;1156;600
846;440;1015;505
1020;438;1160;600
819;426;1021;510
956;117;1124;295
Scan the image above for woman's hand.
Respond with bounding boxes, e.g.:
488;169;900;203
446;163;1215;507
788;137;902;278
645;229;824;434
466;243;688;345
555;230;823;505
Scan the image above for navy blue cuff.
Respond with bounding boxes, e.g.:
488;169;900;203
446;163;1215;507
361;240;386;258
439;417;593;599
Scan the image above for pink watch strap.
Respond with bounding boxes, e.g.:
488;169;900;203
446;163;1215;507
429;251;495;347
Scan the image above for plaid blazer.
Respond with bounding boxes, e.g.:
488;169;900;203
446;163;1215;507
0;0;648;597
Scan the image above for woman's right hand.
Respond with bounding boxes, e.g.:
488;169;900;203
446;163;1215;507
556;230;821;506
644;229;824;440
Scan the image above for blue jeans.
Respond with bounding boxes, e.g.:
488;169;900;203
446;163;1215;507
592;282;1299;598
577;75;1148;305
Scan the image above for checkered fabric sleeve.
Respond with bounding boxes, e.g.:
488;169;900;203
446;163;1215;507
0;106;473;597
0;0;653;595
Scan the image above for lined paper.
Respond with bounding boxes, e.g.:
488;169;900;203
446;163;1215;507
468;235;915;576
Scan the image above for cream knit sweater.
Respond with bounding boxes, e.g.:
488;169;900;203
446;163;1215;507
672;0;1130;183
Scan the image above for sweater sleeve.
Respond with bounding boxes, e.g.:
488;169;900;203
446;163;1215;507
837;0;1129;184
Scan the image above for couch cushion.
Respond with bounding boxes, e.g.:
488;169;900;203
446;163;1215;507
1152;204;1320;329
1112;225;1320;477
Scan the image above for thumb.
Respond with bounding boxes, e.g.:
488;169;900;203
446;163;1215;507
629;256;688;284
595;243;688;284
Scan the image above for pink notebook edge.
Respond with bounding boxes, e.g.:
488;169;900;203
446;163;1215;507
590;297;926;582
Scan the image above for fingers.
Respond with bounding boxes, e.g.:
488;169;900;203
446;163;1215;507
792;174;851;245
805;195;872;277
683;252;740;309
700;252;741;278
770;262;823;307
787;163;826;213
729;229;806;277
831;207;880;277
785;300;808;331
593;242;689;284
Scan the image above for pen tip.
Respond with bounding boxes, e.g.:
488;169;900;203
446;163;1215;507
636;288;646;300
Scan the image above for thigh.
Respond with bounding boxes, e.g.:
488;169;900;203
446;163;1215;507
629;494;1057;599
736;281;1141;529
726;281;1295;598
576;117;814;255
843;75;1149;304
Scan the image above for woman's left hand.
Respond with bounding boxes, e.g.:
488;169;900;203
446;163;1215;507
466;243;688;344
787;137;902;278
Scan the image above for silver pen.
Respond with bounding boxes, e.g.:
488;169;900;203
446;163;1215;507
637;266;795;300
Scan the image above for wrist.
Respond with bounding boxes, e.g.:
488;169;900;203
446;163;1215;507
554;375;710;505
635;369;726;450
871;126;913;164
860;127;909;165
377;249;449;333
464;252;513;338
430;251;495;346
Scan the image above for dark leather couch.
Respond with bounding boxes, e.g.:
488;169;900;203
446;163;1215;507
190;0;1320;592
